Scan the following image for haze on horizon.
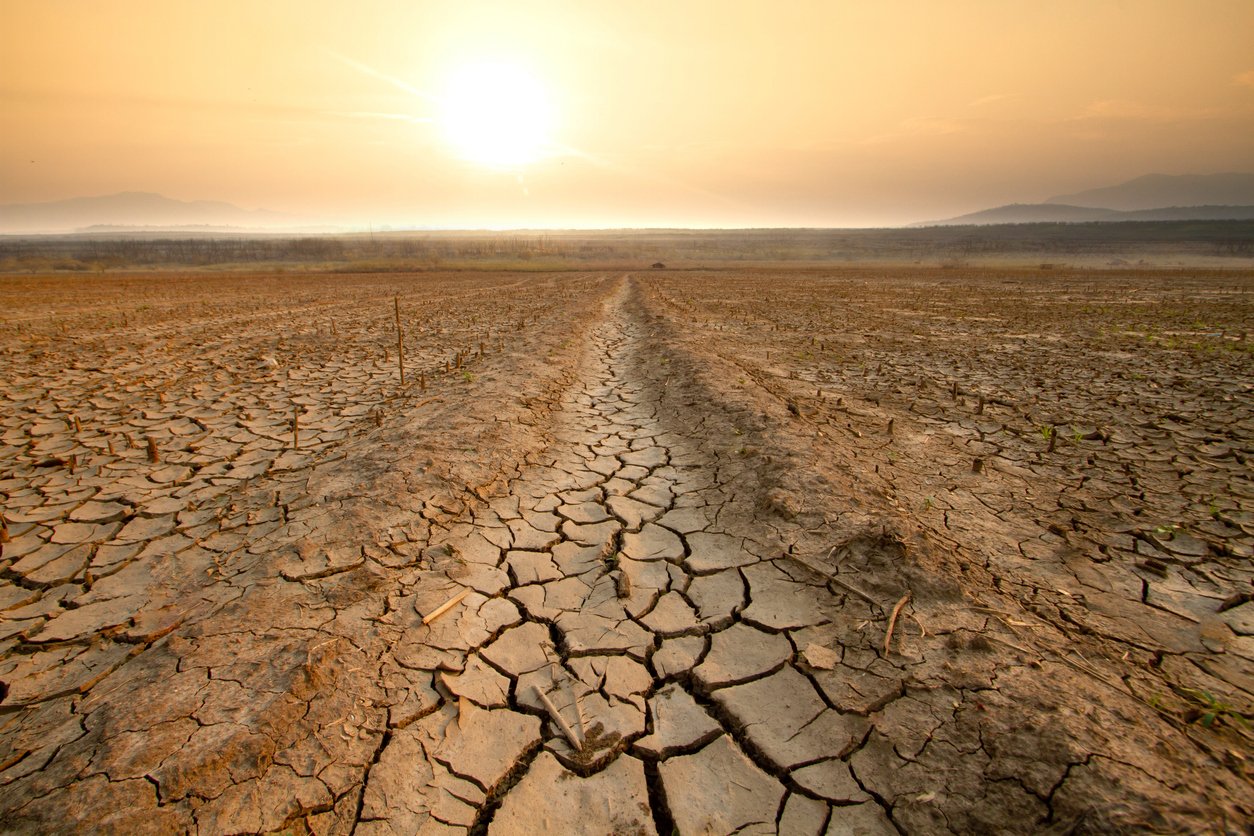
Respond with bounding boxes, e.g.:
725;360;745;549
3;0;1254;229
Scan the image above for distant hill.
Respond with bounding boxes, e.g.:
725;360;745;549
920;202;1254;227
0;192;295;233
1047;173;1254;211
922;204;1117;226
1114;204;1254;221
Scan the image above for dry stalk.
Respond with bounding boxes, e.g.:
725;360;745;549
831;576;881;608
784;551;881;609
568;683;587;742
985;634;1036;657
883;590;912;656
394;296;405;386
422;587;470;625
536;686;582;750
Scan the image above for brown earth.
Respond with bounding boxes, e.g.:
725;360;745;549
0;267;1250;834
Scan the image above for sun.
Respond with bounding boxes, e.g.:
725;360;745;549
438;60;553;168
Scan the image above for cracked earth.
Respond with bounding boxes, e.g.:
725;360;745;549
1;269;1251;833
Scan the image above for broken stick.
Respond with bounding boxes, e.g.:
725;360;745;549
831;576;881;608
422;587;470;625
568;683;587;743
883;590;912;656
535;686;582;750
783;552;880;609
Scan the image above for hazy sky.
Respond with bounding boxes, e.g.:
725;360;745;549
3;0;1254;227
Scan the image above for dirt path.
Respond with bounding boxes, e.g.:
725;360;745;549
2;272;1248;833
348;277;893;835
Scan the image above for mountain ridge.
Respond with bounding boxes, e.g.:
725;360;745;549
0;191;296;233
919;202;1254;227
1046;172;1254;210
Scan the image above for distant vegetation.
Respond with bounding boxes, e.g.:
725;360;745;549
1;220;1252;272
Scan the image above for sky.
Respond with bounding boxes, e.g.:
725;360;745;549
2;0;1254;228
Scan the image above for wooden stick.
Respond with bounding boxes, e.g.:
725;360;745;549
829;576;881;608
986;634;1036;657
536;686;582;750
782;552;881;608
883;591;912;656
568;683;587;743
393;295;403;388
422;587;470;625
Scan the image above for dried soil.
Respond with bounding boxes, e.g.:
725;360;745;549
0;268;1250;834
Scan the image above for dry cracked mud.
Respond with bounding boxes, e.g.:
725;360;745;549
1;269;1251;834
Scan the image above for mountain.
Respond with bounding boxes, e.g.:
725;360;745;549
922;204;1118;226
0;192;295;233
1046;173;1254;211
920;202;1254;227
1114;204;1254;221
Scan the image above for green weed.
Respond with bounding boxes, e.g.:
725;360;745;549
1180;688;1250;730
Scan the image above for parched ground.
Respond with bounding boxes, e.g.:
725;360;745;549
0;268;1250;834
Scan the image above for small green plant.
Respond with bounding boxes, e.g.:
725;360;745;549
1180;688;1250;730
461;371;474;383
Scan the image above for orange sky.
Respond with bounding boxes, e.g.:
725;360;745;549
3;0;1253;227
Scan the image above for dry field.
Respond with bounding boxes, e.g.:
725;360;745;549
0;267;1250;834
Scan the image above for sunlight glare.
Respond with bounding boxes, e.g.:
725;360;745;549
438;60;553;168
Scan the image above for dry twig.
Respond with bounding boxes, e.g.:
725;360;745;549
422;587;470;625
883;591;912;656
568;683;587;742
536;686;582;750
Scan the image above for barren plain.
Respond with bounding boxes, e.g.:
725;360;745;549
0;267;1251;834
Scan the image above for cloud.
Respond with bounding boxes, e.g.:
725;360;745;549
1235;69;1254;89
325;50;438;104
1070;99;1221;122
862;116;968;145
